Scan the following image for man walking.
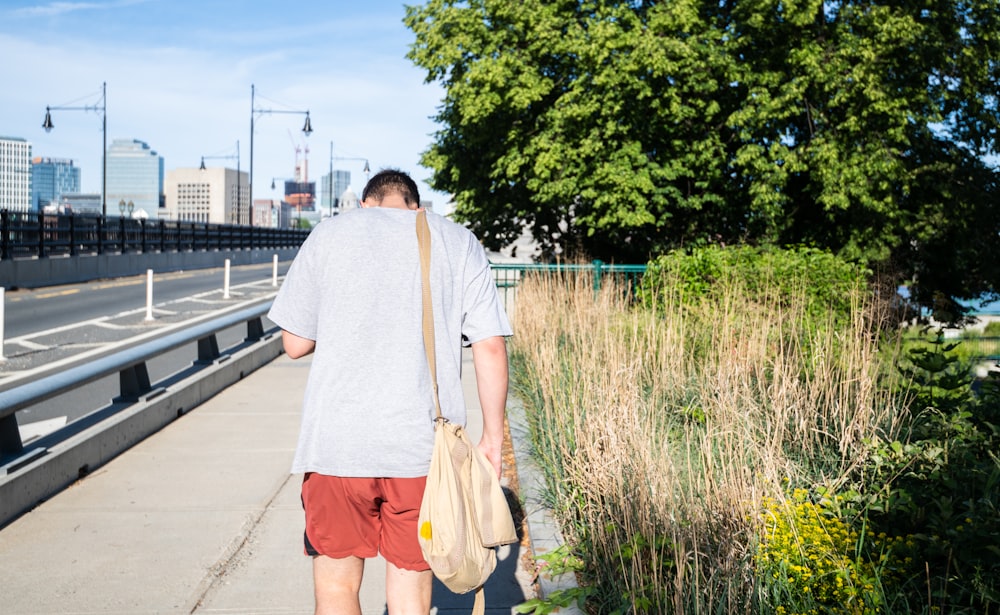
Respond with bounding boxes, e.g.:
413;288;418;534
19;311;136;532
268;168;512;615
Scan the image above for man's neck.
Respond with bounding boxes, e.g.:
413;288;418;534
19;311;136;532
361;194;416;210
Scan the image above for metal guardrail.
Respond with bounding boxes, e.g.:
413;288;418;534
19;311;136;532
0;210;309;260
0;302;276;465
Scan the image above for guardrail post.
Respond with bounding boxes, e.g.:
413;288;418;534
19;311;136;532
0;210;9;260
196;335;221;364
0;286;5;361
0;413;23;458
119;216;127;254
592;259;605;292
69;214;77;256
37;213;46;259
246;316;265;342
117;362;152;402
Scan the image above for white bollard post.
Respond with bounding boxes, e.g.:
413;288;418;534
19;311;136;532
0;287;6;361
223;259;232;299
272;254;279;287
145;270;155;321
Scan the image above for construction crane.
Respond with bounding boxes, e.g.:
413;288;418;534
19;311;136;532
285;129;315;220
288;129;310;183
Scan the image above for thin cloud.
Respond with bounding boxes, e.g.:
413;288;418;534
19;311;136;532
13;0;151;18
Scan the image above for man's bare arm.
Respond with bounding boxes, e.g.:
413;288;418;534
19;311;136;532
471;335;509;478
281;329;316;359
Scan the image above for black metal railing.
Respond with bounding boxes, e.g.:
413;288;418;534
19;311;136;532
0;210;310;260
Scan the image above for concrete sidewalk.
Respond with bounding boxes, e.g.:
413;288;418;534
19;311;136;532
0;348;556;614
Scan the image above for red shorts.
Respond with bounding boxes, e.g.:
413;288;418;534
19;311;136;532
301;473;430;572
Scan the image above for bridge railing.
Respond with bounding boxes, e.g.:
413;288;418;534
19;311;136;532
0;210;310;260
490;260;647;312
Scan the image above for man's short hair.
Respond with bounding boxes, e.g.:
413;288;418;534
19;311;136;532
362;169;421;207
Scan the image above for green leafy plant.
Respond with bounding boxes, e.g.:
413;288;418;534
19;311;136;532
514;544;595;615
862;336;1000;611
638;245;869;329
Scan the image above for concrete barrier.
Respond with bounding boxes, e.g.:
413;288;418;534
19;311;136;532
0;248;299;289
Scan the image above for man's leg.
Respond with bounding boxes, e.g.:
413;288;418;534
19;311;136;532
313;554;365;615
385;560;432;615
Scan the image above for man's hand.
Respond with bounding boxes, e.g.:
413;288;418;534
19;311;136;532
478;439;502;479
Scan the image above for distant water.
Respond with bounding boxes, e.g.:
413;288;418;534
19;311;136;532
898;287;1000;315
960;297;1000;315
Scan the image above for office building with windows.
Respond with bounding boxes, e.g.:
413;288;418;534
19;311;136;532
320;169;351;216
164;166;249;224
58;193;102;214
106;138;163;219
0;136;32;212
31;157;81;211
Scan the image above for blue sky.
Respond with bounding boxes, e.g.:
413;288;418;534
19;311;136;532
0;0;451;211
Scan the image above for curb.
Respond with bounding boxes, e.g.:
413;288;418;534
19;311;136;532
508;395;585;614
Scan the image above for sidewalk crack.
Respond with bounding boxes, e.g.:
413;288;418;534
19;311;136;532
187;473;294;614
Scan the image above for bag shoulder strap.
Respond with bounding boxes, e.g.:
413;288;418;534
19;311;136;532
416;209;443;421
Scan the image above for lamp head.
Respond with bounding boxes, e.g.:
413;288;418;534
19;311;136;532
42;108;54;133
199;157;206;170
302;113;313;136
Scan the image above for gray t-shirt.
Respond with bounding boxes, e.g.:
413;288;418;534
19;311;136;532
268;207;513;478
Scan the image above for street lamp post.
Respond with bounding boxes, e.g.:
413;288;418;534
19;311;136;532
328;141;370;217
43;82;107;217
200;141;241;224
249;84;312;227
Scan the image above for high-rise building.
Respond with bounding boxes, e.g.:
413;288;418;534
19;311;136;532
320;169;351;215
0;136;32;212
164;166;249;224
31;157;81;211
106;138;163;219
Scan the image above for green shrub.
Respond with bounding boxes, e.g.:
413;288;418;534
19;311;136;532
861;337;1000;611
638;245;870;329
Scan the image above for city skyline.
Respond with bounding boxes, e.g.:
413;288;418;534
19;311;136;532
0;0;449;212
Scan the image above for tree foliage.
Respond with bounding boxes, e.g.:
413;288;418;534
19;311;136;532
405;0;1000;318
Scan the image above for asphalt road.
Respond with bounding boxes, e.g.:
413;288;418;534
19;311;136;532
2;261;291;339
0;261;292;444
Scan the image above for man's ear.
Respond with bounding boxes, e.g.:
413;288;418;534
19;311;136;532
360;199;374;208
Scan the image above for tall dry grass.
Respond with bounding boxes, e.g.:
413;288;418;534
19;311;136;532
509;268;901;612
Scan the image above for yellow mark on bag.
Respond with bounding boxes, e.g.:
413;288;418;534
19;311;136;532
419;521;433;540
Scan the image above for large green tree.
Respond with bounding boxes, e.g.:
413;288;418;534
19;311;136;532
405;0;1000;317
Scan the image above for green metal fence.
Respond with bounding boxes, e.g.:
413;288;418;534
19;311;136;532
958;337;1000;361
490;260;647;313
